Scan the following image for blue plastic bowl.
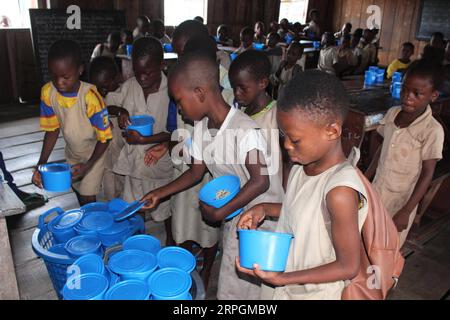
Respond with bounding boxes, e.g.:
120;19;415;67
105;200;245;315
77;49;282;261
48;243;70;255
157;246;196;273
74;223;98;236
39;163;72;192
126;44;133;56
77;211;114;232
313;41;320;49
238;229;293;272
98;220;134;247
62;273;109;300
71;253;106;276
199;175;243;221
230;53;238;61
252;43;265;51
129;215;145;234
376;69;385;83
48;209;84;244
163;43;174;53
364;70;376;86
80;202;109;213
108;198;129;215
106;267;121;288
64;235;103;258
127;115;154;137
123;234;161;255
392;72;403;83
148;268;192;300
108;249;158;281
105;279;150;300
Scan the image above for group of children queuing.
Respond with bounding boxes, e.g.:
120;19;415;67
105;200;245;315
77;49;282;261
31;13;448;300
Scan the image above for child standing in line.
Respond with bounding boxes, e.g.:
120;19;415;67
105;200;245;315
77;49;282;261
365;60;445;247
271;41;304;99
387;42;415;79
236;70;369;300
89;56;124;200
265;32;283;82
108;37;174;245
141;52;284;300
32;40;112;205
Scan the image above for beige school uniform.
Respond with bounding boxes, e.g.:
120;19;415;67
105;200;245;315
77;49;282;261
318;46;339;75
102;89;126;200
113;74;173;222
42;82;110;196
262;151;368;300
170;114;219;248
275;61;302;98
192;107;284;300
372;106;444;247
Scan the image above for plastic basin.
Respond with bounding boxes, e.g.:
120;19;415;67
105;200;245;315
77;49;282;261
148;268;192;300
127;115;154;137
199;175;243;220
108;249;158;282
104;279;150;300
238;229;293;272
122;234;161;255
39;163;72;192
62;273;108;300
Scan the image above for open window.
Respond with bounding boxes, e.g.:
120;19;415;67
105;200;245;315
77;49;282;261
279;0;309;24
0;0;39;29
164;0;208;27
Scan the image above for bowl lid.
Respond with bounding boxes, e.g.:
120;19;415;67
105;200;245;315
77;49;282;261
114;201;146;222
64;235;102;256
157;246;196;273
72;253;105;274
97;220;130;236
78;211;114;231
50;209;84;230
105;280;150;300
122;235;161;255
63;273;108;300
108;249;157;274
148;268;192;297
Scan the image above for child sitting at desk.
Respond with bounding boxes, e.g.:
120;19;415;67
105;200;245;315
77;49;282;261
354;29;377;74
387;42;415;79
336;34;358;76
33;40;112;205
236;70;369;300
216;24;234;47
317;32;339;76
152;19;171;45
141;52;284;300
233;27;254;56
271;41;303;98
254;21;266;44
365;59;445;248
91;31;121;61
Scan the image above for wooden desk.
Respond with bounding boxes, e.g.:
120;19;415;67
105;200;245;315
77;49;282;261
0;182;26;299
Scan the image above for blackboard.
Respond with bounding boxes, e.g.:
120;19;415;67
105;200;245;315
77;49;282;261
29;9;126;85
416;0;450;41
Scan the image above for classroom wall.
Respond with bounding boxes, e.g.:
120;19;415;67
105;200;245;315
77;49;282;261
332;0;429;66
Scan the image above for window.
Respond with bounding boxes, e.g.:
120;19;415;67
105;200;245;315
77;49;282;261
0;0;38;28
164;0;208;26
279;0;309;24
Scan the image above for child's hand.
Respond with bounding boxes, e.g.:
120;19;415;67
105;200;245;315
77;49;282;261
144;142;169;166
235;257;284;287
118;110;130;129
141;190;162;210
123;130;143;145
237;204;266;230
199;201;223;225
71;163;91;181
31;169;42;188
393;207;411;232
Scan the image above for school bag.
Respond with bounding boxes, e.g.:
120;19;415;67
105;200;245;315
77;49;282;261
341;165;405;300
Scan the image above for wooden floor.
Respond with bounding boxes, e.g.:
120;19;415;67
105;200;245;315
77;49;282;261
1;112;449;300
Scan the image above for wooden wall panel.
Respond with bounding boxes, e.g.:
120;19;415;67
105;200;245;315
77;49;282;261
332;0;429;66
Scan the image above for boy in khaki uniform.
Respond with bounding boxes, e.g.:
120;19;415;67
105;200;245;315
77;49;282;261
366;60;445;247
33;40;112;205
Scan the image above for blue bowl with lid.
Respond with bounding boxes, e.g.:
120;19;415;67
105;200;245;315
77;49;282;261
157;246;196;273
64;235;103;258
62;273;109;300
108;198;129;215
108;249;158;281
71;253;107;278
105;279;150;300
98;220;134;247
80;202;109;213
77;211;114;233
38;163;72;192
48;209;84;244
129;215;145;234
107;267;120;288
122;234;161;255
148;267;192;300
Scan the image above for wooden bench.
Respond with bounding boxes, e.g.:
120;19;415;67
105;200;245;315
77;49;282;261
0;181;26;300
